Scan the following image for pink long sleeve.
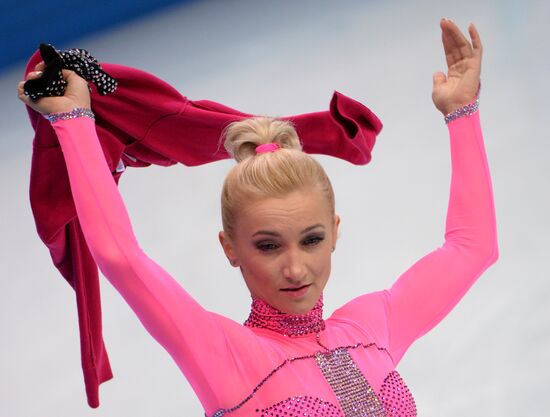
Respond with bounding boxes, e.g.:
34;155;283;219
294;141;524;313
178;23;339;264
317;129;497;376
50;116;261;411
50;107;499;416
332;110;499;365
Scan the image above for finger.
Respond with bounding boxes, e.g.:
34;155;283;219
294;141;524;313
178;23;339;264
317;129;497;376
62;68;87;82
61;68;83;85
17;81;31;105
441;18;471;71
468;23;483;56
445;19;473;58
25;70;43;80
34;61;46;72
433;71;447;88
61;68;76;78
62;68;89;91
440;18;462;69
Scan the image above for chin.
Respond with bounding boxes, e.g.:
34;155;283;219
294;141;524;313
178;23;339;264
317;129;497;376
289;305;313;315
279;296;317;315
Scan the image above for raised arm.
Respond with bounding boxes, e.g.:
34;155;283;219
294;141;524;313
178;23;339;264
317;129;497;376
18;69;257;411
384;20;499;361
383;106;498;364
331;20;499;364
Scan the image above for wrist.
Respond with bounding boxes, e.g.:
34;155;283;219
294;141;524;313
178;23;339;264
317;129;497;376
444;84;481;124
44;107;95;123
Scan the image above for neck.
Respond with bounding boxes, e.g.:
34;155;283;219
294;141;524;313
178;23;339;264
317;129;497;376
243;293;326;337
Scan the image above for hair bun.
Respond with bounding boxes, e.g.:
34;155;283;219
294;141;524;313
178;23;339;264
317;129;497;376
222;116;302;162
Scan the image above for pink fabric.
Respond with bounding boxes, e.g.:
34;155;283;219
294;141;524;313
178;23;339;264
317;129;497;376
49;109;498;416
24;50;385;407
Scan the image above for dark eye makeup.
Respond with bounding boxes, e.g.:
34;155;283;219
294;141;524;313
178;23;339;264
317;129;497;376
255;241;280;252
254;234;325;252
301;235;325;246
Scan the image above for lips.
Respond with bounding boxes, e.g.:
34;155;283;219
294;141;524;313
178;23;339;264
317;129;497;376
280;284;311;292
281;284;311;298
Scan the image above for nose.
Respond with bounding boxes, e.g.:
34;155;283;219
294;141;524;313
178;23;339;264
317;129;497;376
281;246;306;284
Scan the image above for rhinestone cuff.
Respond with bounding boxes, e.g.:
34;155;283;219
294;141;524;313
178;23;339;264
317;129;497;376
44;107;95;123
444;86;481;124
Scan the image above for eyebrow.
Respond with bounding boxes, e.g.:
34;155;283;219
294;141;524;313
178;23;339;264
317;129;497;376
252;224;325;237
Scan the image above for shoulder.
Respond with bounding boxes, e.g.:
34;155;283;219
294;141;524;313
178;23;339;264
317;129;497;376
327;290;390;345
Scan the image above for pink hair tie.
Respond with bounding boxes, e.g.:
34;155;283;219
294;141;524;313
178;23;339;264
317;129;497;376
255;142;280;154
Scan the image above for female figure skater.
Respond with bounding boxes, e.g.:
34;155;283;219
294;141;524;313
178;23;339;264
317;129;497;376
18;18;497;417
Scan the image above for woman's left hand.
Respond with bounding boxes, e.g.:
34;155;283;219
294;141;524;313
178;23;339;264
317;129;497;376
432;18;483;116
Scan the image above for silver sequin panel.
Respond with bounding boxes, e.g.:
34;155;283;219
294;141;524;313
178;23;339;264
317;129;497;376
253;368;416;417
209;342;417;417
315;348;386;417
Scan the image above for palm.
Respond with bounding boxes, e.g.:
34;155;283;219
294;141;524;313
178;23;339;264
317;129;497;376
432;19;483;115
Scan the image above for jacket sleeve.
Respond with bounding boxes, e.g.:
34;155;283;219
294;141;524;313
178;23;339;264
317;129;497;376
50;114;257;411
331;109;499;365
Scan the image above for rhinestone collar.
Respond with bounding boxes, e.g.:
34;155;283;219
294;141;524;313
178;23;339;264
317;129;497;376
243;293;326;337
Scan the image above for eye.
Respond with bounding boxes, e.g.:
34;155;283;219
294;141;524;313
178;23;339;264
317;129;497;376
256;241;280;252
302;235;325;247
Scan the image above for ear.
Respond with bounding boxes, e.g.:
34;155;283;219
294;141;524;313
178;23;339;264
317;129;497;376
218;231;239;267
331;214;341;251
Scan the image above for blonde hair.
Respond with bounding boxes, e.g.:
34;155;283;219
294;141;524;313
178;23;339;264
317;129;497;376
221;116;335;238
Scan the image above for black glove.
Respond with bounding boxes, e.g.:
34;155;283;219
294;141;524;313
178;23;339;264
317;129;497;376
24;43;117;102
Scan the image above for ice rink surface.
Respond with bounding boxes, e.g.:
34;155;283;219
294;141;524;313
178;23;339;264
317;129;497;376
1;0;548;416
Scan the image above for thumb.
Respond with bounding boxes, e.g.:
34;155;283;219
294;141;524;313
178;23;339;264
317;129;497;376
432;71;446;88
62;69;90;98
62;69;87;87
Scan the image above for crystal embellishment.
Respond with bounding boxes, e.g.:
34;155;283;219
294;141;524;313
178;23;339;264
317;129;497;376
207;341;390;417
378;371;417;417
315;348;387;417
256;395;344;417
44;107;95;123
208;295;418;417
244;293;326;337
444;83;481;124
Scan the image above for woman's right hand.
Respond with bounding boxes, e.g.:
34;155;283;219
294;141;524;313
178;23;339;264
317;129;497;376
17;61;91;115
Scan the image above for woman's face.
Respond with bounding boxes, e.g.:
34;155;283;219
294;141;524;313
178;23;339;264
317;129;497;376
219;187;340;315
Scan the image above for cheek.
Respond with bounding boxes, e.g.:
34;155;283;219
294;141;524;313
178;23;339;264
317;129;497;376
240;253;278;288
310;249;332;279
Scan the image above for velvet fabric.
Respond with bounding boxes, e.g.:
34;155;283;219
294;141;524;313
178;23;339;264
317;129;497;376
23;48;383;408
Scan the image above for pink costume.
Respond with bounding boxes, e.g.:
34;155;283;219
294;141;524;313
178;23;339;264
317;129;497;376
47;99;498;416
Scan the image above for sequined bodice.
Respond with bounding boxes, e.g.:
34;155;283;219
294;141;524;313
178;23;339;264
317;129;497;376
50;99;490;417
209;294;417;417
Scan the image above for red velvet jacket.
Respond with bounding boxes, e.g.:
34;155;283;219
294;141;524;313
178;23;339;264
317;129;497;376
23;49;382;408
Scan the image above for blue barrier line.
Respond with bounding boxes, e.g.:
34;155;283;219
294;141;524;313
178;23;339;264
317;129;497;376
1;0;197;73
